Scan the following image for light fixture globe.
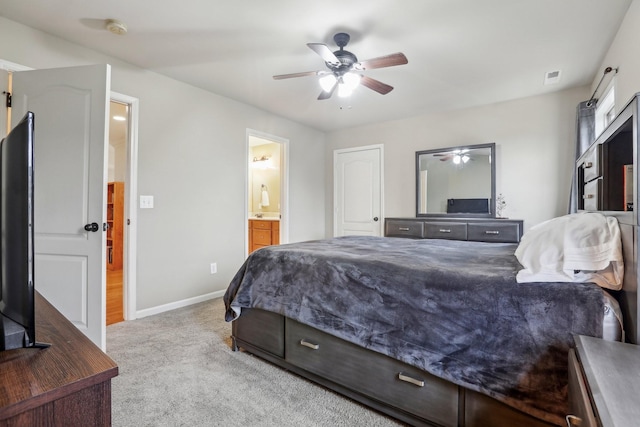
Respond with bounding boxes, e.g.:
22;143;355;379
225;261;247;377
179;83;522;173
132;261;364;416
319;74;337;92
342;72;361;90
337;82;353;98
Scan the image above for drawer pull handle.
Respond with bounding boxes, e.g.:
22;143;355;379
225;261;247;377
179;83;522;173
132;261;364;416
398;227;410;231
565;415;582;426
583;194;594;199
300;339;319;350
485;230;500;235
398;373;424;387
439;229;451;233
583;161;593;169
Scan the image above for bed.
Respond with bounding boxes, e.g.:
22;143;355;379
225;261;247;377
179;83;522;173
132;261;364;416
223;212;627;427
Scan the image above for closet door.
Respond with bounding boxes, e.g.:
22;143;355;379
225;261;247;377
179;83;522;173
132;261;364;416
334;145;383;236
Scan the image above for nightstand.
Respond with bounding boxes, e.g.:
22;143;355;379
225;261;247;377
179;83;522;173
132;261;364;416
568;335;640;427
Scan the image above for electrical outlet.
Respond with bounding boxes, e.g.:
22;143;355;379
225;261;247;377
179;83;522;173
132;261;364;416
210;263;217;274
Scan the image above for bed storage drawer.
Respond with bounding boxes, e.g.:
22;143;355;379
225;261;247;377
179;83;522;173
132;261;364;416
285;319;459;427
385;219;424;238
424;221;467;240
464;390;553;427
468;222;521;243
233;309;284;358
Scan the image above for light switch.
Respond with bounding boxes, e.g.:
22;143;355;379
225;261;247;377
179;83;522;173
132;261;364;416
140;195;154;209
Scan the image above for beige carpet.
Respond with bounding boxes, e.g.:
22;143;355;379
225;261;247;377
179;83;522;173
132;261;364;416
106;298;404;426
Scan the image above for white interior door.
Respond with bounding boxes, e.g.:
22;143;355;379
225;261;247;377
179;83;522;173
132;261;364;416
0;69;7;134
11;64;111;350
334;145;383;236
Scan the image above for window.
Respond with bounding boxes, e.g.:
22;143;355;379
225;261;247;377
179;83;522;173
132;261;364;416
595;80;616;137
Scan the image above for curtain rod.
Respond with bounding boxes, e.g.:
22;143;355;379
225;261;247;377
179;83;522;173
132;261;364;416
586;66;618;107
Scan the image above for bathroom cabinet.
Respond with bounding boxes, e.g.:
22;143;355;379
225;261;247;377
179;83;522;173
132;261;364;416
249;219;279;253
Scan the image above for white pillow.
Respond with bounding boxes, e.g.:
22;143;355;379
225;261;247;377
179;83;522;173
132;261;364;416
515;212;623;290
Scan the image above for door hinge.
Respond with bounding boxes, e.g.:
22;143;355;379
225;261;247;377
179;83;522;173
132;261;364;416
3;91;11;108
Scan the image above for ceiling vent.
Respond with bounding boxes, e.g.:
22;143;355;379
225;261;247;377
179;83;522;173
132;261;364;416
544;70;562;85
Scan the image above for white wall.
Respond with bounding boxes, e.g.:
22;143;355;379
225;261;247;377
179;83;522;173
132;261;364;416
0;17;325;311
593;0;640;111
325;86;589;233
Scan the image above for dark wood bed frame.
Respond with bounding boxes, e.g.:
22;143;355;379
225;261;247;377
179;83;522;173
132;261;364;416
229;220;637;427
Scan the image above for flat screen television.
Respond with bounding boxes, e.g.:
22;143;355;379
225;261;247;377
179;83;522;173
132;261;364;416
0;111;47;351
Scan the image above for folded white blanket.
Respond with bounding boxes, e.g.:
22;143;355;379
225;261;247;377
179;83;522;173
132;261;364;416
515;212;623;290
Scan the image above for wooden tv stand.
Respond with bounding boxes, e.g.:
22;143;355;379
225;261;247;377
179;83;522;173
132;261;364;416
0;292;118;426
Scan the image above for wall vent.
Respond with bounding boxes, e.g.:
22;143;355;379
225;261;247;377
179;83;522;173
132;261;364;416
544;70;562;85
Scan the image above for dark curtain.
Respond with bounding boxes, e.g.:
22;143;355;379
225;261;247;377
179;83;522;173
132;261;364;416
568;101;596;213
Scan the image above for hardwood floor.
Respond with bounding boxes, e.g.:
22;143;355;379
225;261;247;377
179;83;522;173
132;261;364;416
107;269;124;325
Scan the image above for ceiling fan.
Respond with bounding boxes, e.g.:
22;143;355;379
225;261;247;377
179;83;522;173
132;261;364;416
434;150;473;164
273;32;408;100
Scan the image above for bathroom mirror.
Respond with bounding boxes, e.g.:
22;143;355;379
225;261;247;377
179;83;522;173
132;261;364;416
416;143;495;217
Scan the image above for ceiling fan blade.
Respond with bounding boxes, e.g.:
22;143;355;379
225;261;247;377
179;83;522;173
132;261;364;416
360;75;393;95
317;82;337;100
358;52;408;70
273;70;321;80
307;43;340;66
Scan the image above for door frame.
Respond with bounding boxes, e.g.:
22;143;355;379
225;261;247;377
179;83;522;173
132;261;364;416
110;91;139;321
245;129;289;255
333;144;384;237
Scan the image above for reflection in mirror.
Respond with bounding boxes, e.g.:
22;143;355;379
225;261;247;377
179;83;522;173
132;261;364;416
416;143;495;217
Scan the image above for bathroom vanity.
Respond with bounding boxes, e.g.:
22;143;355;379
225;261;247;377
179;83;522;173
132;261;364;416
248;218;280;253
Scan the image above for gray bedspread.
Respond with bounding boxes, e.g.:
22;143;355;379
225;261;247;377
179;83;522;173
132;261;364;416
224;236;604;425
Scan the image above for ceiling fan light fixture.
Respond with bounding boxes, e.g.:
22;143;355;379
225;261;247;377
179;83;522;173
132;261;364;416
337;83;353;98
342;72;361;91
319;74;337;92
274;32;407;100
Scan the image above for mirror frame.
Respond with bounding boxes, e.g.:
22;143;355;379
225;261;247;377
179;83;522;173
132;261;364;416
415;142;496;218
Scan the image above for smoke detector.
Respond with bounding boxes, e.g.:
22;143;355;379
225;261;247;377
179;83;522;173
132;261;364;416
106;19;127;35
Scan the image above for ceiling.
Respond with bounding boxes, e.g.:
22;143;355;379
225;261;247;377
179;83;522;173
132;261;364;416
0;0;633;132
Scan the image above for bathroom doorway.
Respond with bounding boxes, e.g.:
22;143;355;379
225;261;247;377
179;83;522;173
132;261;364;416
106;94;139;325
246;129;289;256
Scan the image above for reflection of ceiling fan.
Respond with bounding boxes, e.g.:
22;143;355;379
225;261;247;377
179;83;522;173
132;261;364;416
434;150;473;164
273;32;408;100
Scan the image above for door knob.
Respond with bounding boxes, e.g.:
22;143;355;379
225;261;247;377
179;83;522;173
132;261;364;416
373;217;379;222
84;222;99;232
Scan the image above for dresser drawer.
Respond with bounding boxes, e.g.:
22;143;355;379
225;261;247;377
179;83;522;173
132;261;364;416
468;222;521;243
251;220;272;230
285;319;458;427
567;349;597;427
580;144;602;183
583;179;602;211
424;222;467;240
385;219;424;238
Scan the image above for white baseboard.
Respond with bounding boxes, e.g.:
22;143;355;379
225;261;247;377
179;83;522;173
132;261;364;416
135;289;226;319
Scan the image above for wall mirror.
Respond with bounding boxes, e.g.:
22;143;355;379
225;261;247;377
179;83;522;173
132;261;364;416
416;143;496;217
